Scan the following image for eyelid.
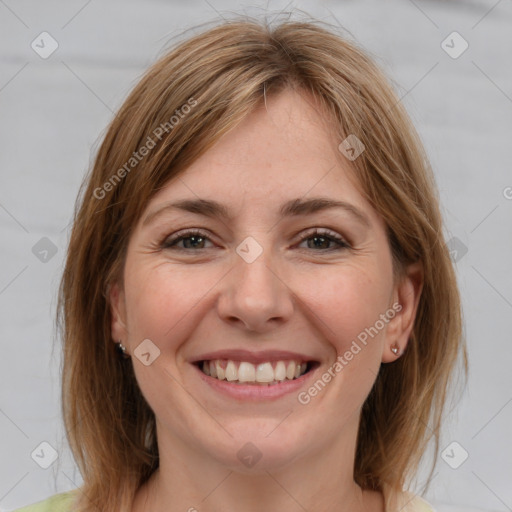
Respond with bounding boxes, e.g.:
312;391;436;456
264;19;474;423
295;227;351;249
161;226;350;251
161;228;214;248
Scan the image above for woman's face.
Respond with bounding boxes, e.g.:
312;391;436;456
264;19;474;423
110;88;422;472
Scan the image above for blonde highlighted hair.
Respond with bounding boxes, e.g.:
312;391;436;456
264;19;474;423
57;14;468;511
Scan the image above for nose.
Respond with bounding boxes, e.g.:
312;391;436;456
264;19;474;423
216;244;294;333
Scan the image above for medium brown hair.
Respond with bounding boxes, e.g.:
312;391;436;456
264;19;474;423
57;14;468;511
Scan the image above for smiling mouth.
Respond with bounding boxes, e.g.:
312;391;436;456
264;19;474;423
194;359;319;386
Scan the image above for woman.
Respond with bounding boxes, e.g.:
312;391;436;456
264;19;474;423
15;15;467;512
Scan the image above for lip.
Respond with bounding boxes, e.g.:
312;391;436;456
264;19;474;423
189;349;318;365
192;360;320;401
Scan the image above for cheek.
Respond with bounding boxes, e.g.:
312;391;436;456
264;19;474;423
123;261;209;345
299;263;391;356
297;266;392;415
122;262;214;407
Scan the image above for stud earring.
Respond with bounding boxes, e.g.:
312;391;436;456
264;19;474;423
390;343;401;356
116;341;130;359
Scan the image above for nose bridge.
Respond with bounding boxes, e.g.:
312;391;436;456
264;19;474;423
237;245;276;296
217;235;293;330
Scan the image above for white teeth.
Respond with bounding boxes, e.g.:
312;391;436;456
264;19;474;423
225;360;237;381
199;358;310;383
215;360;225;380
274;361;286;381
238;362;256;382
256;362;274;382
286;361;296;380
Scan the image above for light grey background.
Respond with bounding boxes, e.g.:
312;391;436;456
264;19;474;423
1;0;511;511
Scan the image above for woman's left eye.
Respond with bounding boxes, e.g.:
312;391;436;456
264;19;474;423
161;228;350;252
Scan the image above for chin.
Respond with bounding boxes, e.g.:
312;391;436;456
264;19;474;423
201;421;310;473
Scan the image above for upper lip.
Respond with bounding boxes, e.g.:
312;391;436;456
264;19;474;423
189;349;318;365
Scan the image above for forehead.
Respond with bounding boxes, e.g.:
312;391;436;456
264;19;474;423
143;88;383;231
199;88;338;179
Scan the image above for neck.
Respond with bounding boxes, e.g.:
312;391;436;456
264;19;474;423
131;412;381;512
138;471;369;512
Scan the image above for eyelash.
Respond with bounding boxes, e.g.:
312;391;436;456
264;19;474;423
160;228;350;252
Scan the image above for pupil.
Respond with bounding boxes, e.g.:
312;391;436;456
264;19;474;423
309;236;328;249
184;236;204;249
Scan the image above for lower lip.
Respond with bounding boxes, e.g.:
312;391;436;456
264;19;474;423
192;363;318;401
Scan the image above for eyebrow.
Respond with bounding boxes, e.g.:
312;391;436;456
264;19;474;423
142;197;371;228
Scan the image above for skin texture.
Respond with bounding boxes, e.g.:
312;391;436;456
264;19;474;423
110;88;423;512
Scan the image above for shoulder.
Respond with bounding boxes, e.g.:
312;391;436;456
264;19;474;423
10;491;77;512
404;493;436;512
397;490;437;512
382;483;436;512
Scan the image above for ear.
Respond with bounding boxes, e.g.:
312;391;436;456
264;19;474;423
108;281;128;344
381;261;424;363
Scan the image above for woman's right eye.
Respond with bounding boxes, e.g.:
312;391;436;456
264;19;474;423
161;229;214;250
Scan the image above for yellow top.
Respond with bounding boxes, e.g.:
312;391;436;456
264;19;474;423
382;482;436;512
11;491;77;512
12;486;435;511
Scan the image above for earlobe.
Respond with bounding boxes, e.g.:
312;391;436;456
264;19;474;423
108;282;128;343
382;261;424;363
